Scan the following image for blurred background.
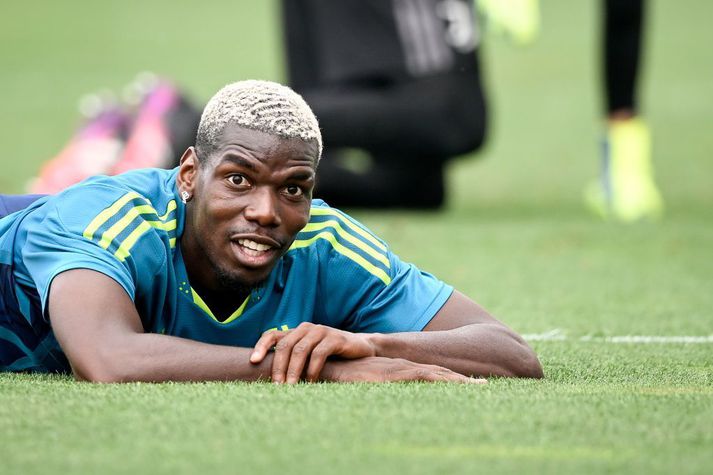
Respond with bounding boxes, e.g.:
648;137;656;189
0;0;711;335
1;0;711;212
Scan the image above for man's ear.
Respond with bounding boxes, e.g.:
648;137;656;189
177;147;199;196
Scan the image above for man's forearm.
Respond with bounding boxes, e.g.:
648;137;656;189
76;332;274;383
49;270;274;384
366;323;543;378
78;332;482;385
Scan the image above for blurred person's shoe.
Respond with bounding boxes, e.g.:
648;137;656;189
478;0;540;45
584;118;664;222
111;72;201;174
315;150;445;209
28;92;129;194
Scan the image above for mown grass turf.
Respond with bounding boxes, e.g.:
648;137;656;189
1;0;711;474
2;346;711;475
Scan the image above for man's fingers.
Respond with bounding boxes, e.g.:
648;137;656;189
284;333;324;384
250;330;286;364
407;364;486;384
417;369;469;383
271;325;312;383
305;340;336;382
429;367;482;384
434;371;485;384
421;363;475;382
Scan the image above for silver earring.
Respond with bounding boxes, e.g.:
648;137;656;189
181;190;191;204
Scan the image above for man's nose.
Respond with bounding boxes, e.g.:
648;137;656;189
243;187;281;227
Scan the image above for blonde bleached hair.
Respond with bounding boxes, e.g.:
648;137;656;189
195;79;322;161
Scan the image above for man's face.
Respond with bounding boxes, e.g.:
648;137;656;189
178;125;317;293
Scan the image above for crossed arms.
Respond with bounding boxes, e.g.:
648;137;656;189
49;269;543;383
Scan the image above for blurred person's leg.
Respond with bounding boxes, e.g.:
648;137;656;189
303;72;486;159
282;0;487;208
604;0;643;116
282;0;322;91
309;72;486;208
585;0;663;221
316;155;446;209
0;194;45;218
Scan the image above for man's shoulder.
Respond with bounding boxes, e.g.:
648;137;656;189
51;168;179;226
61;167;178;202
302;199;386;241
26;168;180;265
287;200;393;286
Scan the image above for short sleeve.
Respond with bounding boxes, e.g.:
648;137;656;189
19;185;168;313
345;256;453;333
304;203;453;333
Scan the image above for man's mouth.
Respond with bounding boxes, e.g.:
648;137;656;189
230;236;282;268
236;238;275;257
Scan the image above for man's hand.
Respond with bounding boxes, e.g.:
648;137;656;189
250;322;377;383
320;357;487;384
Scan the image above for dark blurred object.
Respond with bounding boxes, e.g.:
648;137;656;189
283;0;488;208
604;0;645;115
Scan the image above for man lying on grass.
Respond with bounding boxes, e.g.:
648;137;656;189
0;80;542;383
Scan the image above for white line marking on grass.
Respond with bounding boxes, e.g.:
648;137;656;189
524;329;713;344
595;335;713;344
522;329;567;341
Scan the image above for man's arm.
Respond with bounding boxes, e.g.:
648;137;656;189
49;269;274;382
368;290;544;378
49;269;473;383
252;291;543;382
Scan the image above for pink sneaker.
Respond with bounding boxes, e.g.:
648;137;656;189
28;96;129;194
112;76;189;174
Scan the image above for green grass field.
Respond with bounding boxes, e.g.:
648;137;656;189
1;1;712;473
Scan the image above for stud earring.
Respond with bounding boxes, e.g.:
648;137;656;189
181;190;191;204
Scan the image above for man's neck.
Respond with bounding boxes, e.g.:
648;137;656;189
180;234;251;322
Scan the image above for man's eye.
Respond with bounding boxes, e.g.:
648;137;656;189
228;175;247;186
285;185;304;197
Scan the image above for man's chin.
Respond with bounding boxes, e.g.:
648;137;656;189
215;267;266;294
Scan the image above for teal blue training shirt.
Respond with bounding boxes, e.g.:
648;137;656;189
0;168;453;372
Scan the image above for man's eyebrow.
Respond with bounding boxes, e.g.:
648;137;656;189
288;171;316;181
220;153;257;171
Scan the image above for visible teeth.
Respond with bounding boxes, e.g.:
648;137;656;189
237;239;272;252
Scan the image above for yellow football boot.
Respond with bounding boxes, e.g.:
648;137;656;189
584;118;664;222
478;0;540;45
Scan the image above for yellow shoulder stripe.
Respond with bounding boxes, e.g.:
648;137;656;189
83;193;178;260
83;192;146;240
148;219;177;232
300;220;390;268
290;231;391;285
113;220;177;261
114;221;152;262
309;207;387;252
159;200;177;221
98;204;159;249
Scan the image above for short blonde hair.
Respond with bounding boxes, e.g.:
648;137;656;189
196;80;322;161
